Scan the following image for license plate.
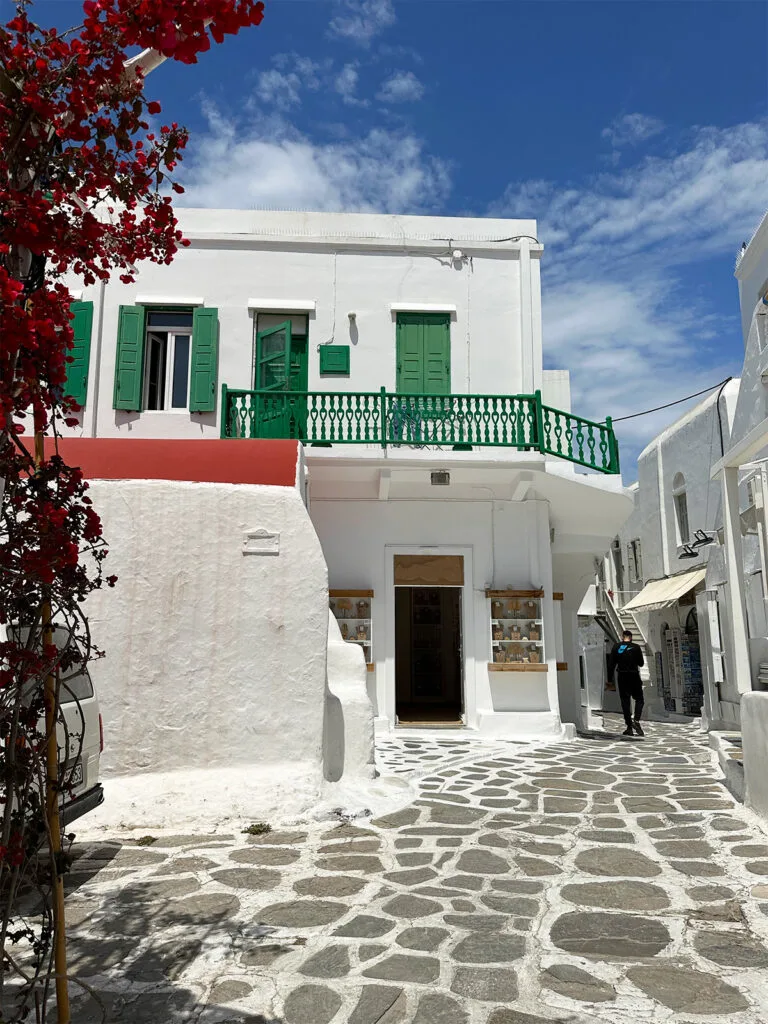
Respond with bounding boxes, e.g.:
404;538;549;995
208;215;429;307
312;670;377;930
69;762;83;787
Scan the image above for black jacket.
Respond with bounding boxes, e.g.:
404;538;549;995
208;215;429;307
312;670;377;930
607;640;644;681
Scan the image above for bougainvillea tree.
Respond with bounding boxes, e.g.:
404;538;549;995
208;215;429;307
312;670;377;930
0;2;264;1019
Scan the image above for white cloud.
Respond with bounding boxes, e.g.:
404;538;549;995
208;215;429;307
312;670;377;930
497;121;768;276
377;70;424;104
335;63;366;106
493;120;768;471
602;112;665;148
329;0;395;46
254;69;302;111
254;56;327;111
178;104;450;214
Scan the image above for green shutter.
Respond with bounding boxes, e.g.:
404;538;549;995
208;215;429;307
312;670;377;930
396;315;424;393
423;316;451;394
319;345;350;375
65;301;93;406
396;313;450;393
113;305;145;410
189;307;219;412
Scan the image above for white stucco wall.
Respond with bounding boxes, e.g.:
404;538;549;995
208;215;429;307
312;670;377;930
64;210;568;442
636;384;739;581
735;211;768;346
741;691;768;822
84;476;330;812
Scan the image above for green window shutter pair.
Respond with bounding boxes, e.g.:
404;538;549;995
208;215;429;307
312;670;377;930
64;301;94;406
113;306;218;412
396;313;450;394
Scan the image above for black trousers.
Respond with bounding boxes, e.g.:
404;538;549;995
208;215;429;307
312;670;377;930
618;674;644;728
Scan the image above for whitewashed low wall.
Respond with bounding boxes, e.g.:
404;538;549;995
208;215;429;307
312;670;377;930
742;692;768;823
324;611;375;785
85;477;330;821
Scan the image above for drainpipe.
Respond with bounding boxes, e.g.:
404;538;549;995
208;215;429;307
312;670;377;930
89;278;106;437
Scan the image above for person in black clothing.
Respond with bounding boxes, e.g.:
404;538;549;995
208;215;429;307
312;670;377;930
608;630;645;736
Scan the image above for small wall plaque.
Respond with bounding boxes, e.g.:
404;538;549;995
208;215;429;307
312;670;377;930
243;528;280;556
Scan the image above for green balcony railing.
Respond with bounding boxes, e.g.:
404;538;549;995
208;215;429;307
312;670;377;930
221;386;620;474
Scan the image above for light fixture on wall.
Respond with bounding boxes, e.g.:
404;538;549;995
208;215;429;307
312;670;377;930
691;529;715;548
679;544;700;559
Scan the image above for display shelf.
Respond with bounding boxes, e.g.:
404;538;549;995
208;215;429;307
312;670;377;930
330;591;374;670
488;663;548;672
492;618;543;625
492;639;544;645
487;591;545;668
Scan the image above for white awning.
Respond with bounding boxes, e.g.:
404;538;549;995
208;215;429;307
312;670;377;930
623;568;707;612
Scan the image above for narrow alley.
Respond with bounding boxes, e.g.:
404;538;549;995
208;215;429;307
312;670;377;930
65;720;768;1023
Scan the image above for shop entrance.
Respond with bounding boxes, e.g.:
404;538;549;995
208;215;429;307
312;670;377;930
395;587;463;723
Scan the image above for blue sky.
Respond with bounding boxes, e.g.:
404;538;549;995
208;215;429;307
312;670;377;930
17;1;768;473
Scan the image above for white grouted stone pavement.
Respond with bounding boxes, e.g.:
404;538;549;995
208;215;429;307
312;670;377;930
53;719;768;1022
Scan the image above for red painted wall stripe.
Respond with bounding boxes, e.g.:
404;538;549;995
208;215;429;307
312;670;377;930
43;439;299;488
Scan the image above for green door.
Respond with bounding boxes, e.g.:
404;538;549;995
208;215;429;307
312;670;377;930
255;321;308;438
396;313;451;394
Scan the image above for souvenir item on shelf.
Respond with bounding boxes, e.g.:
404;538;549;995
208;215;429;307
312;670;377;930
356;624;367;641
493;625;504;641
526;600;537;615
336;598;353;615
494;649;504;664
530;626;540;641
340;623;348;639
357;600;370;618
511;626;521;640
530;649;540;664
492;600;504;618
507;599;519;617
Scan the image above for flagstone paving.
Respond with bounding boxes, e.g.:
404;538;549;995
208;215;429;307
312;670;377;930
60;719;768;1022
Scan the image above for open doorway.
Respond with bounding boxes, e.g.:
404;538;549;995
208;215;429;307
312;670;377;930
395;586;463;724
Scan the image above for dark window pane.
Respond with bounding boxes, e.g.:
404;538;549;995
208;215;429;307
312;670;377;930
171;335;190;408
147;310;193;330
146;333;166;410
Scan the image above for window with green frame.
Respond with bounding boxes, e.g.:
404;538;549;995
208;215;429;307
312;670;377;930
113;305;218;412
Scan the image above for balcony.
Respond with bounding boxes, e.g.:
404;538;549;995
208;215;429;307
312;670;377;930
221;387;621;475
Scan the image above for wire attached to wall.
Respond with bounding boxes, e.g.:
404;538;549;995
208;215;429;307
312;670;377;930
612;376;734;423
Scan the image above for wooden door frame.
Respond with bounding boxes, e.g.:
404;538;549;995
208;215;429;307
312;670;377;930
384;545;474;728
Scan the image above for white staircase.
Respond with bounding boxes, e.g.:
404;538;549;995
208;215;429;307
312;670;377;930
616;606;651;684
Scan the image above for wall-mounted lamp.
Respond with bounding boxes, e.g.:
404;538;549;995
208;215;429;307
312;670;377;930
452;249;465;261
691;529;715;548
348;311;356;322
679;544;700;559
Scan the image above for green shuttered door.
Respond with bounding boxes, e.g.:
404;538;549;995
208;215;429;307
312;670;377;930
396;313;450;394
113;305;145;410
65;301;93;406
190;307;219;412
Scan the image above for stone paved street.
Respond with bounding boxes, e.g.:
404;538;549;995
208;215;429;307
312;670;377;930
64;720;768;1022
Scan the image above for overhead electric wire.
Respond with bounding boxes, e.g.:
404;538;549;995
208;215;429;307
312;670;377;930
612;376;734;424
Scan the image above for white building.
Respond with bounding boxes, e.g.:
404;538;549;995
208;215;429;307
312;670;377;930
700;212;768;732
63;209;631;763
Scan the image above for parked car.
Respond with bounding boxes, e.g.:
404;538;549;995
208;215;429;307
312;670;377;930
1;624;104;827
